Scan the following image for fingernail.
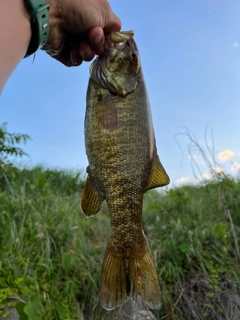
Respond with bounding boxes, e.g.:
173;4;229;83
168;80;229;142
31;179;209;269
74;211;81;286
70;53;77;66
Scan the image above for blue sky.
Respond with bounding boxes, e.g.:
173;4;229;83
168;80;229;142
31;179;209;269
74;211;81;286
1;0;240;187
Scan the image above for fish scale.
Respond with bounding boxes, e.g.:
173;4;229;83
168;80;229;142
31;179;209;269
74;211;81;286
81;31;170;310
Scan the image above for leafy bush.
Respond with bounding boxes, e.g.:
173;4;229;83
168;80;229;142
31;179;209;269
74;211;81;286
0;165;239;319
0;123;30;166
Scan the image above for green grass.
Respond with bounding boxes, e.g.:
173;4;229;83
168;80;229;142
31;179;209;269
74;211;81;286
0;165;239;319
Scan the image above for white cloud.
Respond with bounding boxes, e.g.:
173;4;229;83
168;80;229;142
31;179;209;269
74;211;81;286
227;41;239;51
233;41;239;48
176;177;192;184
231;161;240;172
202;173;212;180
188;154;197;160
212;166;223;174
218;150;235;162
202;167;224;181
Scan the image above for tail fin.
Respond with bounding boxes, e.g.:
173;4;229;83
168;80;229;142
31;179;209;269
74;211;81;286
100;233;161;310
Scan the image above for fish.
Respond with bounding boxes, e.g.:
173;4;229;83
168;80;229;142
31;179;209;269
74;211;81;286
81;31;170;310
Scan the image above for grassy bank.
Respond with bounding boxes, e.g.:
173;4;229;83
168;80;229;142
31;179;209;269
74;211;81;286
0;165;240;319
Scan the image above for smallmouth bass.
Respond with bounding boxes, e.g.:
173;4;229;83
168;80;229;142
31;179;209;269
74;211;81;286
81;31;170;310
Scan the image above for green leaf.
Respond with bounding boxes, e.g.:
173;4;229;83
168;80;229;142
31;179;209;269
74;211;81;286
56;305;68;320
212;223;226;240
206;292;214;298
16;302;28;320
23;293;42;320
0;122;30;165
204;303;213;308
178;243;189;253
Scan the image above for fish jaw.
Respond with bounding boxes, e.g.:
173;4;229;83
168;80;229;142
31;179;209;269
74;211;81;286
110;30;134;43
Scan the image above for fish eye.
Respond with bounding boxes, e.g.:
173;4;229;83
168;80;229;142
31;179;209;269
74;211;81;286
131;52;138;61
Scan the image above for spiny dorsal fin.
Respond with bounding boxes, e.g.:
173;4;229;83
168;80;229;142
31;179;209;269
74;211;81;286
81;173;104;217
146;154;170;191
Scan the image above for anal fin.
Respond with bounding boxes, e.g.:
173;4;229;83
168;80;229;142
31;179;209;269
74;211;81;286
146;154;170;190
81;173;104;217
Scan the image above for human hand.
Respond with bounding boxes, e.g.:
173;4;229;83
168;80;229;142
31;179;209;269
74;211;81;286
42;0;121;66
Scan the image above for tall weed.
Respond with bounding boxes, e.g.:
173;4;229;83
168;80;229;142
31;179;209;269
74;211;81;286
0;165;239;319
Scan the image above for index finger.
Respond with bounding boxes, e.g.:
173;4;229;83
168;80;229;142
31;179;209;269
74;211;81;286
103;11;122;33
88;27;105;54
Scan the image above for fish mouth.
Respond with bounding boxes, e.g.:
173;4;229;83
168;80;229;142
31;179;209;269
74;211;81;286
110;31;134;45
89;30;136;94
96;30;135;60
109;30;135;51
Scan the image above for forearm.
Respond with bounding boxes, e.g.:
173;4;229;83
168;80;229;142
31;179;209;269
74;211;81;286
0;0;121;93
0;0;31;93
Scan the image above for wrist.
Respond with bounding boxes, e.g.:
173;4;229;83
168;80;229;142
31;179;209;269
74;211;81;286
23;0;50;58
19;0;32;57
3;0;31;59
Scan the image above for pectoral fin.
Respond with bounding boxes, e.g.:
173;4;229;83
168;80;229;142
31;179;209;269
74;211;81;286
81;173;104;217
146;154;170;191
